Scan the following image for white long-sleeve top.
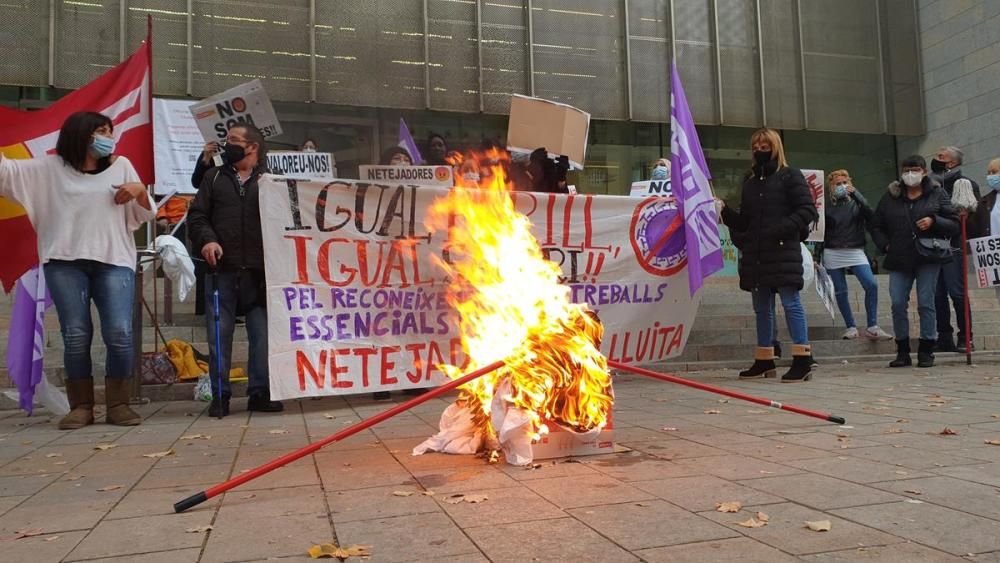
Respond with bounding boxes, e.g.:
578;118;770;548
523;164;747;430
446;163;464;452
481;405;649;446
0;155;156;271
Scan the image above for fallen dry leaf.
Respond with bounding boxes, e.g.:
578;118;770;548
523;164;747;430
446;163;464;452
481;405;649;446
421;491;435;496
93;444;117;451
64;474;84;481
240;494;256;500
392;491;414;497
323;413;336;419
940;428;958;436
985;440;1000;446
735;516;767;528
96;485;122;492
755;511;770;523
268;429;289;435
1;528;44;541
635;502;650;507
443;494;466;504
896;419;910;423
715;501;743;513
885;428;903;434
805;520;832;532
307;543;372;559
44;536;59;542
704;409;721;415
45;453;62;458
463;494;489;503
185;525;213;533
904;489;922;495
142;449;175;459
179;434;211;440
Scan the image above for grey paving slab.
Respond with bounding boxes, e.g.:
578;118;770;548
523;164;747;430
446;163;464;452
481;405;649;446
845;444;984;470
584;451;701;481
872;475;1000;521
67;547;202;563
327;484;442;524
699;502;902;556
521;473;654;509
798;542;967;562
673;453;806;480
66;511;213;560
334;512;481;562
632;474;786;512
739;473;904;510
0;530;87;563
781;455;935;484
437;485;565;528
634;537;801;563
567;499;740;550
831;501;1000;555
105;485;222;520
465;517;638;562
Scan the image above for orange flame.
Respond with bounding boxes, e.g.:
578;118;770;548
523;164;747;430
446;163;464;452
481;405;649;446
426;149;613;443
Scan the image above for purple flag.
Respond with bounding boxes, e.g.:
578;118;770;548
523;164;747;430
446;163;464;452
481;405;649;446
670;62;723;296
397;117;424;165
6;266;52;414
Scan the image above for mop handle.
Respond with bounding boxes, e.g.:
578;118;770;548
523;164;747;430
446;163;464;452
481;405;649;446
174;360;505;513
211;271;223;413
608;360;845;424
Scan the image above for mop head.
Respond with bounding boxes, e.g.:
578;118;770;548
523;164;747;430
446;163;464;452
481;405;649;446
952;178;978;212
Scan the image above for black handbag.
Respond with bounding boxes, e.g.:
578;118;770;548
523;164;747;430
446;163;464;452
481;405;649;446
904;203;951;261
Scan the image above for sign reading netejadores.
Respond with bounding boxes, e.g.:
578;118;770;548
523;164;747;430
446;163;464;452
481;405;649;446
970;235;1000;288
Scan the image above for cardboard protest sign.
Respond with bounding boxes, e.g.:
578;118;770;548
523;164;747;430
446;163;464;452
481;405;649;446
358;165;453;187
802;169;826;242
970;235;1000;288
629;180;673;199
507;95;590;170
268;151;336;182
189;79;282;141
153;98;203;195
259;177;701;399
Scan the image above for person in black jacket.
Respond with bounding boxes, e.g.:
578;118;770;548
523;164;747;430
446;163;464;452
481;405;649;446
187;124;283;417
871;155;959;368
930;146;981;353
719;128;819;382
822;169;892;341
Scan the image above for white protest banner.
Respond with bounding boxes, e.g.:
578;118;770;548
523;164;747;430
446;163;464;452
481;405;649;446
358;165;453;187
268;151;336;182
803;169;826;242
189;79;282;141
152;98;203;195
629;180;674;199
970;235;1000;288
260;177;701;399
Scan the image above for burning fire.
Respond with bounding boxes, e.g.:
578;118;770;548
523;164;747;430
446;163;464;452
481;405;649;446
425;149;613;448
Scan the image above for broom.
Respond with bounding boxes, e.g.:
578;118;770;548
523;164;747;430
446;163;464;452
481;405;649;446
952;178;978;365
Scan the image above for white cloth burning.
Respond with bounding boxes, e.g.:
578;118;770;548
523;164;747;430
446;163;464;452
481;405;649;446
412;403;483;456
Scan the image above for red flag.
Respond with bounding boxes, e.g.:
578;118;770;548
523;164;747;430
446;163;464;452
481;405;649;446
0;26;153;292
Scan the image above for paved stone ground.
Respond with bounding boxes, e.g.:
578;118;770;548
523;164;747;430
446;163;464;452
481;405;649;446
2;360;1000;562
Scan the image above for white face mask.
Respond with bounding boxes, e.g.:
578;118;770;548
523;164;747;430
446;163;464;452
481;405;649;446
901;171;923;187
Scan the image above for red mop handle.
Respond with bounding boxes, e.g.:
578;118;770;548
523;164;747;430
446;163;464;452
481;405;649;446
961;212;973;365
607;360;845;424
174;360;504;513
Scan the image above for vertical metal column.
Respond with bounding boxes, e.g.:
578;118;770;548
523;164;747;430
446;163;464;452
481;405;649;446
754;0;767;125
423;0;431;108
309;0;317;102
120;0;127;62
186;0;193;95
794;0;809;128
526;0;535;96
623;0;633;120
711;0;723;124
476;0;484;112
48;0;56;86
874;0;889;134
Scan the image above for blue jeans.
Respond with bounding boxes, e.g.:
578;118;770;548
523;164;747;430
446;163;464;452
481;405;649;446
827;264;879;329
205;271;269;397
935;251;970;339
44;260;135;380
889;264;941;341
752;287;809;346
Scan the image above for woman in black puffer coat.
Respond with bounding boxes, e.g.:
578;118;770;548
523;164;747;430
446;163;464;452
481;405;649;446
720;128;818;382
871;155;958;369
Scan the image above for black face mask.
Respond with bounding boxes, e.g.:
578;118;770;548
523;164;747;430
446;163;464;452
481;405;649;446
753;150;773;165
930;158;949;174
222;143;246;165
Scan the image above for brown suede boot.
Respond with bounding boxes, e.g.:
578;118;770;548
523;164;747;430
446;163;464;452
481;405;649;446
104;378;142;426
59;379;95;430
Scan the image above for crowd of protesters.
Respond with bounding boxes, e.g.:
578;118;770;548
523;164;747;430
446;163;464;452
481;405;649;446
1;111;999;428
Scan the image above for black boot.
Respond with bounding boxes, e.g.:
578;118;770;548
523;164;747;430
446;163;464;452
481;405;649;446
739;347;777;379
247;390;284;412
956;334;975;354
781;345;813;383
917;339;935;368
889;339;911;368
209;393;231;418
934;333;957;353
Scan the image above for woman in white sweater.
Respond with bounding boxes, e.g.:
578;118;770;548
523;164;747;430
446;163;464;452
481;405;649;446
0;111;155;429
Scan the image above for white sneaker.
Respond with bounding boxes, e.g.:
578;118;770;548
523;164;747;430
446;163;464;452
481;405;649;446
841;327;859;340
865;326;894;340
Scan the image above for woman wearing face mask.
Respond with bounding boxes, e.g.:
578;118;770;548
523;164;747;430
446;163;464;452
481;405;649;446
871;155;958;368
0;111;155;429
379;146;413;166
970;158;1000;301
718;128;819;382
651;158;670;181
822;170;892;341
